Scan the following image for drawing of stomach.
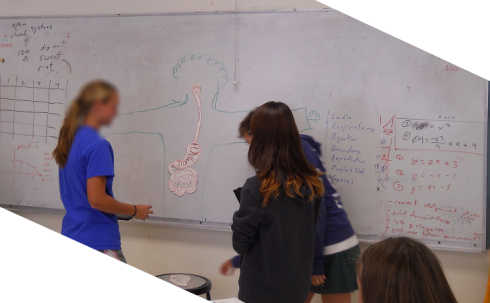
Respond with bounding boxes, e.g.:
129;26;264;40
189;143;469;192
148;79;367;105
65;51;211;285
168;83;202;196
167;143;201;174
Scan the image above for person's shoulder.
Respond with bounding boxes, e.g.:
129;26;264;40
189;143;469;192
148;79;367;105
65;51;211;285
300;137;321;162
77;126;99;142
88;139;112;154
74;127;96;151
243;175;260;186
300;135;319;151
81;131;112;155
300;134;315;143
100;139;113;150
242;176;261;194
300;138;312;151
241;176;263;206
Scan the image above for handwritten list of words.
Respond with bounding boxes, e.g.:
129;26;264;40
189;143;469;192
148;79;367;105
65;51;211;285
327;112;375;186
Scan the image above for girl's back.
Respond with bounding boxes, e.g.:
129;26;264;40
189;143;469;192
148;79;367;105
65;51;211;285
233;176;320;303
232;101;324;303
60;125;119;250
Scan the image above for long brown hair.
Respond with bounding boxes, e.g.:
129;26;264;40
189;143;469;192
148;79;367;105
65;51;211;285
358;237;458;303
248;101;323;206
53;80;117;167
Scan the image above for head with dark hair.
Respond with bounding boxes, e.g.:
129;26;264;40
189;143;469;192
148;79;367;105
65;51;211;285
238;110;255;144
357;237;458;303
248;101;323;206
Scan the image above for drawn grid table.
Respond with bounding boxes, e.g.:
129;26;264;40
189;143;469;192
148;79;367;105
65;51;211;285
0;74;66;144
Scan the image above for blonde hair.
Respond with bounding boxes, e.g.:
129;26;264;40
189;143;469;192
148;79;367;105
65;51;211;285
53;80;117;167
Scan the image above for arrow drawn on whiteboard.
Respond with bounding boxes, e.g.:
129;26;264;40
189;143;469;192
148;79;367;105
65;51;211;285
62;59;72;74
123;96;188;115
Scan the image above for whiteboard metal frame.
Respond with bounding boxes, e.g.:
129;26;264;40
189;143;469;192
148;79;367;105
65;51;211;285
486;81;490;250
0;10;488;252
355;236;485;253
1;205;233;231
0;8;335;20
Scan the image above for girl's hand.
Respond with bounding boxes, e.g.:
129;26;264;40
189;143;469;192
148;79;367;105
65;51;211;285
219;260;234;276
134;205;153;220
311;275;326;286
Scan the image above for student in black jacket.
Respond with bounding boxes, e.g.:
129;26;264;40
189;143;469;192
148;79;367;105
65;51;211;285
232;101;324;303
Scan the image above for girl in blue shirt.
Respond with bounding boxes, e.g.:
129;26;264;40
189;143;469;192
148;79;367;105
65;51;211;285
53;81;153;262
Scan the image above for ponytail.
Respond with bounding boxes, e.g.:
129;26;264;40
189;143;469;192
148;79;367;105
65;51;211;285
53;100;82;167
53;80;117;167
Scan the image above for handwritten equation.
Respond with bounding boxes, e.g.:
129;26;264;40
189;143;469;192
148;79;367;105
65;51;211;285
375;113;483;243
395;117;483;155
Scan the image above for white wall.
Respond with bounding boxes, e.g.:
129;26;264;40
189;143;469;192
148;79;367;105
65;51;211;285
2;1;489;302
16;210;490;303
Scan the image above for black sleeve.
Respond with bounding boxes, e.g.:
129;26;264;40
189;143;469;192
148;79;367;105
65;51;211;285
233;187;242;202
231;188;263;254
314;196;321;227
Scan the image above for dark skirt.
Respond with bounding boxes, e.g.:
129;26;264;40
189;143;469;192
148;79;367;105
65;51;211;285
310;245;360;294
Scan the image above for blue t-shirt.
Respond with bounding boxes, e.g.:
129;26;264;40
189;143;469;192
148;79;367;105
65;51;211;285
59;125;121;250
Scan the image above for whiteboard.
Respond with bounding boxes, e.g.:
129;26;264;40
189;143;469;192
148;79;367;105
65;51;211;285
0;10;487;252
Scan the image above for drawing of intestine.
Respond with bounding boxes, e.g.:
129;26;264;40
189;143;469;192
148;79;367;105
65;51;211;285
168;83;202;196
168;167;198;196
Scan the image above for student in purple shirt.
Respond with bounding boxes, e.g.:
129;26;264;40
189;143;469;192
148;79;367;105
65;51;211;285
53;80;153;262
220;109;360;303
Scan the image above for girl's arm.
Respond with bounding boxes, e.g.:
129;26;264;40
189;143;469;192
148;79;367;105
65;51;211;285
231;255;241;268
232;187;263;254
300;138;329;276
87;176;153;220
312;188;329;276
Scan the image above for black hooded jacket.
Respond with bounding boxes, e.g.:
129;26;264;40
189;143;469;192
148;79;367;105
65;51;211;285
232;176;321;303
